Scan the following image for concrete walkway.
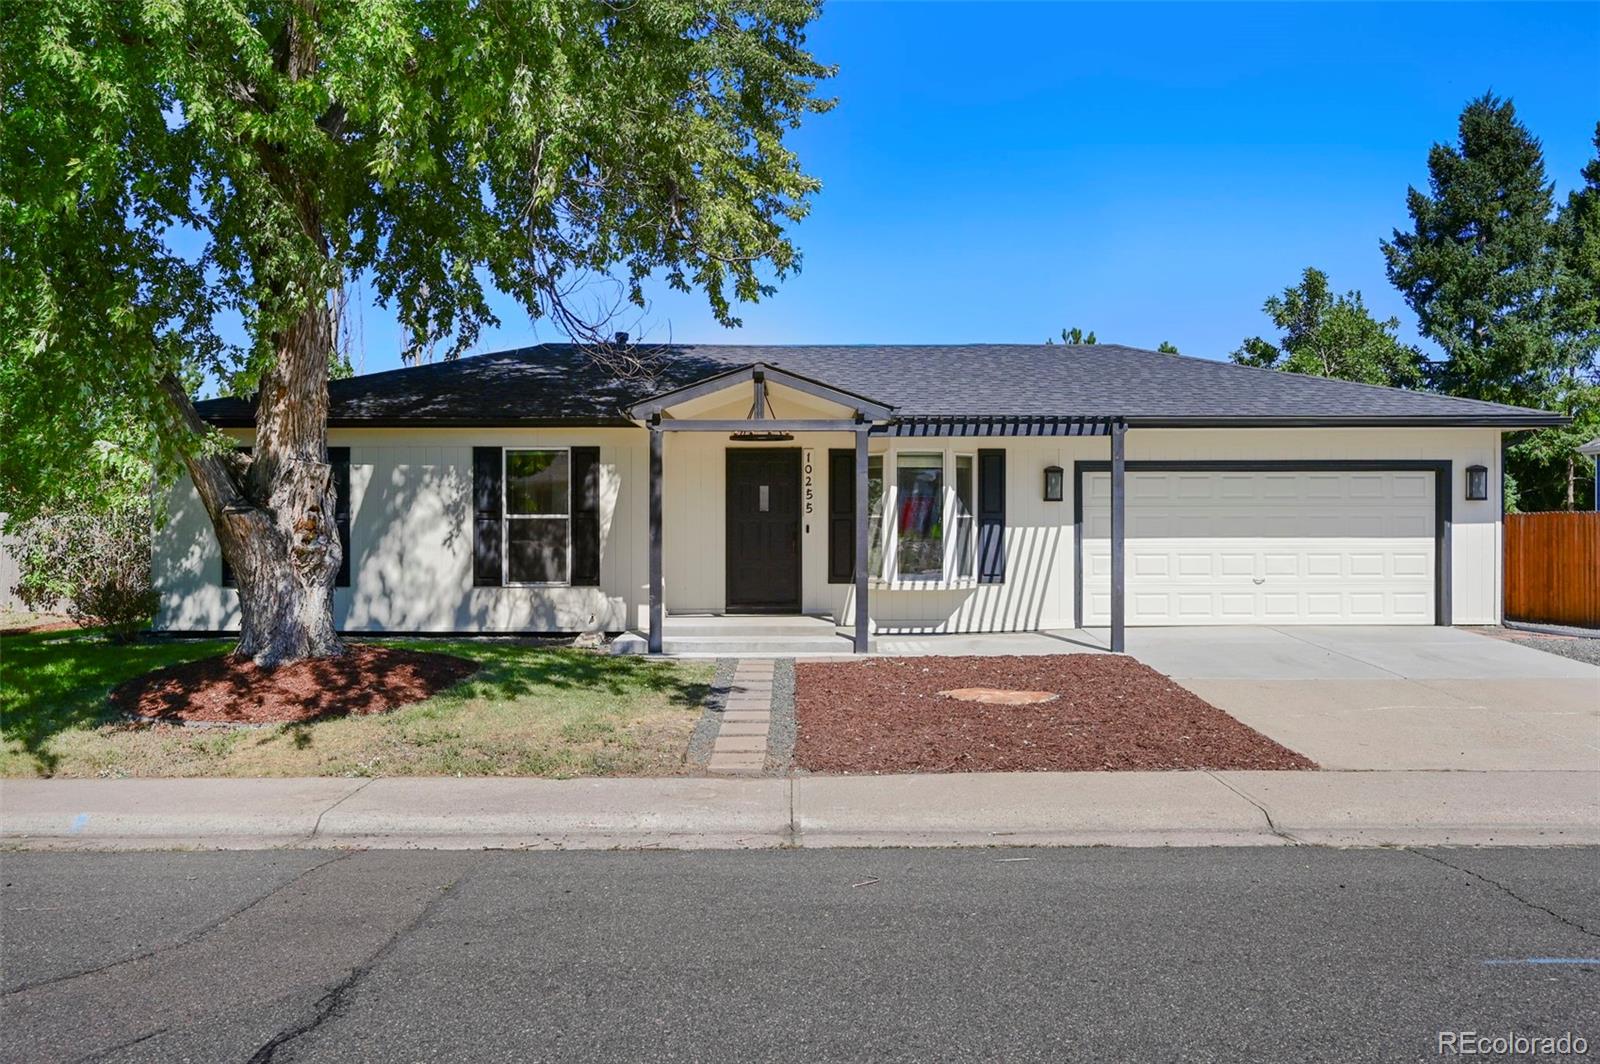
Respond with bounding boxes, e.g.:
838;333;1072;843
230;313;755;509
4;770;1595;851
708;658;775;775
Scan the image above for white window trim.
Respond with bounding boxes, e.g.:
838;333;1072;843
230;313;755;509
952;451;977;582
503;446;572;588
869;446;983;590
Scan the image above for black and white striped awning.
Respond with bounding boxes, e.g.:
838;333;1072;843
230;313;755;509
878;416;1116;437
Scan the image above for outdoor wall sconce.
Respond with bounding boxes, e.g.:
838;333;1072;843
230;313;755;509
1465;464;1489;501
1043;465;1064;502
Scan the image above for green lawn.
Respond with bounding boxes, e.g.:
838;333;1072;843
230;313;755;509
0;630;711;779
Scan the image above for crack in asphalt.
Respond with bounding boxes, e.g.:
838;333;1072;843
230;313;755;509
4;851;356;997
1408;848;1600;940
75;1025;169;1064
244;865;473;1063
1204;772;1301;844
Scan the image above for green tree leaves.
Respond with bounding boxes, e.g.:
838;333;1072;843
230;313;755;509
0;0;835;519
1383;95;1597;510
1231;267;1426;389
1382;94;1561;407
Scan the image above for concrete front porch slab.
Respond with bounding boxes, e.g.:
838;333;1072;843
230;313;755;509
874;630;1110;657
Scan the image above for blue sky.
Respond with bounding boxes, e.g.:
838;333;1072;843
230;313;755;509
338;1;1600;375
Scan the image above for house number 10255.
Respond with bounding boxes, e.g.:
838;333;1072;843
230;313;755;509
803;450;815;515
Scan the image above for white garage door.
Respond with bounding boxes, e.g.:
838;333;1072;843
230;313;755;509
1081;469;1436;626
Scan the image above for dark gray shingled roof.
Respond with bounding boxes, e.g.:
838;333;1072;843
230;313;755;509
194;343;1564;428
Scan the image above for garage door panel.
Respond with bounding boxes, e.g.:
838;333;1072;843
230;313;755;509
1081;470;1434;626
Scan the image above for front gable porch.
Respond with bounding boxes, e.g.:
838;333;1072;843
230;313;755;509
630;363;895;653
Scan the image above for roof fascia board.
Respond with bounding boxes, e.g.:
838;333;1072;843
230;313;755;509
1123;415;1568;429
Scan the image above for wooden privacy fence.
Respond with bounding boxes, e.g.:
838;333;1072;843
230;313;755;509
1503;511;1600;628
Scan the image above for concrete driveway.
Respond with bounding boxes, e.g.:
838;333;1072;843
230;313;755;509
1113;626;1599;771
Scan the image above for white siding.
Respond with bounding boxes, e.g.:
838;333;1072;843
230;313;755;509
151;424;1507;634
154;428;647;633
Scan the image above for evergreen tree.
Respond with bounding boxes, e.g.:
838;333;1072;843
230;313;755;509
1382;94;1594;509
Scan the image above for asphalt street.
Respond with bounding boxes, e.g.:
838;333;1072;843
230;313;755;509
2;847;1597;1063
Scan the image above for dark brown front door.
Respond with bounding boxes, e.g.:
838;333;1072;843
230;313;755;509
726;449;802;612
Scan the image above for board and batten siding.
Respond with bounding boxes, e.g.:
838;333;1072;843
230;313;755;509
153;428;648;633
151;424;1507;634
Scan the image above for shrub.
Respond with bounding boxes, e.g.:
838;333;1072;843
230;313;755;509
12;498;157;641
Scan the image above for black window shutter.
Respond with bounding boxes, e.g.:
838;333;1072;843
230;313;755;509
977;449;1006;584
827;449;855;583
570;446;602;587
472;446;504;587
220;446;251;588
329;447;351;588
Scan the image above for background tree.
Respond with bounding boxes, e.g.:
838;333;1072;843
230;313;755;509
1;0;833;664
1382;94;1595;510
1538;125;1600;510
10;441;159;642
1157;341;1180;354
1230;267;1427;388
1046;327;1097;345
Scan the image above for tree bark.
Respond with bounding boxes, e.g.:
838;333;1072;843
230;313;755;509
162;299;344;668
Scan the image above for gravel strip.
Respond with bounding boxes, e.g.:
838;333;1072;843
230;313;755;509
1509;636;1600;667
685;658;738;772
765;658;797;775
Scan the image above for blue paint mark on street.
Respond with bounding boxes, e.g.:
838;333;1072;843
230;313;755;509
67;813;89;835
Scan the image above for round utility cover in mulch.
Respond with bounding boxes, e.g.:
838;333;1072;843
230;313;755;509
796;654;1316;774
111;644;478;725
939;687;1059;705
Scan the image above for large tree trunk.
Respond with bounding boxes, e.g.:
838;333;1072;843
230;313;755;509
156;1;342;667
164;300;344;668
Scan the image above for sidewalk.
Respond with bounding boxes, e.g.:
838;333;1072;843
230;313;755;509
3;770;1596;850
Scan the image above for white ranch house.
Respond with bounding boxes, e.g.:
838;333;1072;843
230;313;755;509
154;344;1564;653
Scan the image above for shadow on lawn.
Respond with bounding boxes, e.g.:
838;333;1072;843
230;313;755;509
2;631;708;773
0;629;232;772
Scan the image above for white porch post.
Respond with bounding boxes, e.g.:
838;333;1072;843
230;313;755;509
853;423;870;653
648;422;663;654
1110;419;1126;653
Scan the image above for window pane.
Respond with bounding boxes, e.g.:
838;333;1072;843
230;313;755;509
954;455;975;579
507;518;569;583
506;450;569;516
867;456;885;577
896;453;943;580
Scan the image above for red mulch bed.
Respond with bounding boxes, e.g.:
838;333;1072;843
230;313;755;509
110;644;479;725
795;655;1316;774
